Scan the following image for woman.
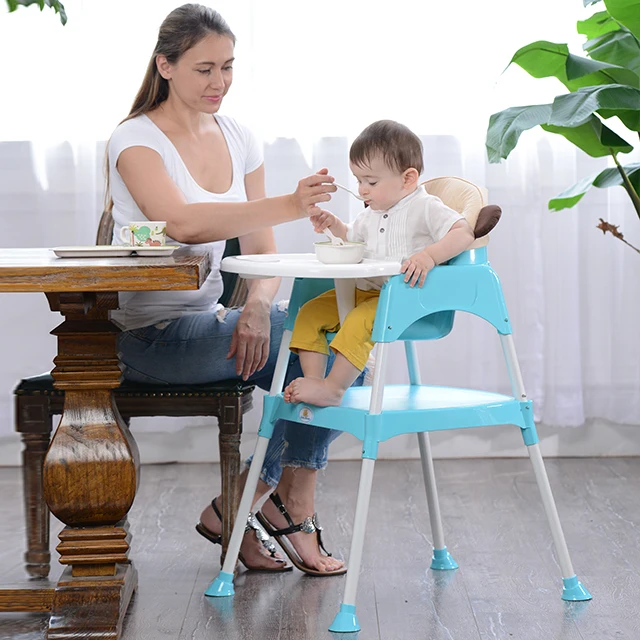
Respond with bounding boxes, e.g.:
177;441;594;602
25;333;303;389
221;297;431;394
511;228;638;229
108;3;356;574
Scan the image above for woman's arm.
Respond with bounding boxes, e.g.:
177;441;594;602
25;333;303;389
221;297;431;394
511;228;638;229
239;163;281;308
226;164;282;379
116;147;335;244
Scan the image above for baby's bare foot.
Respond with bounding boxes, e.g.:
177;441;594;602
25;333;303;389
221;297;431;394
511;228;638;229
287;377;344;407
283;382;294;403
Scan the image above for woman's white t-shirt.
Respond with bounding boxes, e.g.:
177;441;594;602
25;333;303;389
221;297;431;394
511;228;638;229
108;113;263;330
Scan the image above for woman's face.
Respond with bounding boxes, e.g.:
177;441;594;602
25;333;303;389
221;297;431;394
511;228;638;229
158;33;235;113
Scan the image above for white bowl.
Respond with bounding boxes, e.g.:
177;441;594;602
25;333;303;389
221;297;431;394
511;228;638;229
314;241;365;264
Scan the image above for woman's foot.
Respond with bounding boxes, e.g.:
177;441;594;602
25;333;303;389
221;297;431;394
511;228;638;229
199;499;288;571
259;492;344;573
284;376;344;407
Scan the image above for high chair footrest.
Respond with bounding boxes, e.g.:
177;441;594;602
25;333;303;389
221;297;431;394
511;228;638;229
271;385;527;441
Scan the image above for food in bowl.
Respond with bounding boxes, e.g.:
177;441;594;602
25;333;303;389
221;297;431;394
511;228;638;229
314;241;365;264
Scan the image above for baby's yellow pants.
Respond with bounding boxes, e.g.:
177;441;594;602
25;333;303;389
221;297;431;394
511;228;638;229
289;288;380;371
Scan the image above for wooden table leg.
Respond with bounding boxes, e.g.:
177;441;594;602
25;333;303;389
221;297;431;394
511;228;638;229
218;396;243;563
42;292;139;639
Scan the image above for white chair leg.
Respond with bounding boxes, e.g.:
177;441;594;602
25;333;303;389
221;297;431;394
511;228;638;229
205;330;293;598
329;457;376;634
500;334;591;601
330;342;389;633
405;342;457;570
417;432;458;570
204;436;270;597
527;443;590;600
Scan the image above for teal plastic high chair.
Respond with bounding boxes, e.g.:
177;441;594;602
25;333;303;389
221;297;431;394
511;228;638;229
205;177;591;634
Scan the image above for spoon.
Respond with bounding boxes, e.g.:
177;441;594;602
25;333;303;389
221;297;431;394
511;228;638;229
332;182;367;201
323;227;345;246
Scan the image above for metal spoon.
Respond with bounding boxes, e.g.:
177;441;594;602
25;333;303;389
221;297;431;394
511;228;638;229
333;182;367;201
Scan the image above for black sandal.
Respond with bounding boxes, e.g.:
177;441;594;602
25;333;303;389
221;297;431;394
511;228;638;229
255;493;346;576
195;498;292;572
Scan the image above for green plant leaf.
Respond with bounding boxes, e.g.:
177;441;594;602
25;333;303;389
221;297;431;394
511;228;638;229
511;40;639;90
549;162;640;210
541;115;633;157
549;84;640;131
486;104;552;162
584;29;640;75
6;0;67;24
584;0;602;6
604;0;640;40
578;10;618;40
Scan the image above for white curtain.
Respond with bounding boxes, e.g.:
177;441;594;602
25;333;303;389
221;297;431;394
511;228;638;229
1;0;639;452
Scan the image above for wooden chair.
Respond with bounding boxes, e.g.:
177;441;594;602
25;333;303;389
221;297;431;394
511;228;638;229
14;211;253;578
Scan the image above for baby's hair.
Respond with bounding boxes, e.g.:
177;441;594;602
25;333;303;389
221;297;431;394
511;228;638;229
350;120;424;175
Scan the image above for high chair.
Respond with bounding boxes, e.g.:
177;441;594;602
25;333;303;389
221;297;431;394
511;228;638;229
205;177;591;634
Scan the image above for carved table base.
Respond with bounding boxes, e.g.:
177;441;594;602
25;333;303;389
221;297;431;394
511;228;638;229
48;563;137;640
1;292;140;638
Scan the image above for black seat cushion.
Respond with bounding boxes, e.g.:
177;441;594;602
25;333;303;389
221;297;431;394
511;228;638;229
14;373;254;397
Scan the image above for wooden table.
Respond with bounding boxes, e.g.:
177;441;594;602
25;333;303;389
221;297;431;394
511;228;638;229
0;247;211;639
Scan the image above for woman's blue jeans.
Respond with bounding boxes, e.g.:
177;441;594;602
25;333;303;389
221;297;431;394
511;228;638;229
116;304;364;487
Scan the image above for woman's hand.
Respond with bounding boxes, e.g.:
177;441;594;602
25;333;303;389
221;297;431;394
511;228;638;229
401;249;436;288
227;301;271;380
293;168;337;217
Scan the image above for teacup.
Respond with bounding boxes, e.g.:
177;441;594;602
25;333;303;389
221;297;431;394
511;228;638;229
120;221;167;247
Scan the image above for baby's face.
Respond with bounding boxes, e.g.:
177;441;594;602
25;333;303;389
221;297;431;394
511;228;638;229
349;155;411;211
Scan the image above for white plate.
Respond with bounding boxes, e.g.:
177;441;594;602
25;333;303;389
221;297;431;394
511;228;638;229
133;246;177;257
52;246;134;258
51;245;178;258
235;254;280;262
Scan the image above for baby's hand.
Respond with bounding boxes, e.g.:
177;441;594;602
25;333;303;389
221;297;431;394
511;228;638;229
309;209;336;233
401;250;436;287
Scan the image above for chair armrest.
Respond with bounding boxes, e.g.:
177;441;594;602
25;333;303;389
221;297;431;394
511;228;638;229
372;249;511;342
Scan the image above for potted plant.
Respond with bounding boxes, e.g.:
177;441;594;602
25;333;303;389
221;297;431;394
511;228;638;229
486;0;640;254
5;0;66;24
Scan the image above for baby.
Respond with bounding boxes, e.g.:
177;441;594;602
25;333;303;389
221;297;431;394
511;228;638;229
284;120;475;407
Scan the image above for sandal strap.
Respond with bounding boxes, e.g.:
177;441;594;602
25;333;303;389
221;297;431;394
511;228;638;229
269;492;296;529
267;493;332;557
212;498;279;558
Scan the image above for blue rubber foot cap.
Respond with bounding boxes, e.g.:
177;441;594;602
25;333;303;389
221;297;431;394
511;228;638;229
431;547;459;571
204;571;235;597
562;575;592;601
329;604;360;633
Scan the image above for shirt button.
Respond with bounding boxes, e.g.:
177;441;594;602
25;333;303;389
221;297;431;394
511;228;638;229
380;228;385;233
383;214;388;219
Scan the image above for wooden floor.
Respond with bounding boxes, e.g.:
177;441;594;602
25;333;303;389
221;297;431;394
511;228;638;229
1;458;639;639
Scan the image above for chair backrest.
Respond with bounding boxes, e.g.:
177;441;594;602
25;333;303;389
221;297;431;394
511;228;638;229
95;210;247;308
421;177;489;249
96;209;114;245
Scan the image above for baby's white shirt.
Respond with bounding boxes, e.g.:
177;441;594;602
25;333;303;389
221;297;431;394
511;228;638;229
346;187;464;290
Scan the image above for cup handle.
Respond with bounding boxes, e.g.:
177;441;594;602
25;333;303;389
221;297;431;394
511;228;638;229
120;226;131;244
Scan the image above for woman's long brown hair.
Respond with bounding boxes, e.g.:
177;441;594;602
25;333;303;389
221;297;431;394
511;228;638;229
104;3;235;214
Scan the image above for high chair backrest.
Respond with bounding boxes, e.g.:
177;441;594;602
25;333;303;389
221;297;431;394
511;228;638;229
422;177;490;249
